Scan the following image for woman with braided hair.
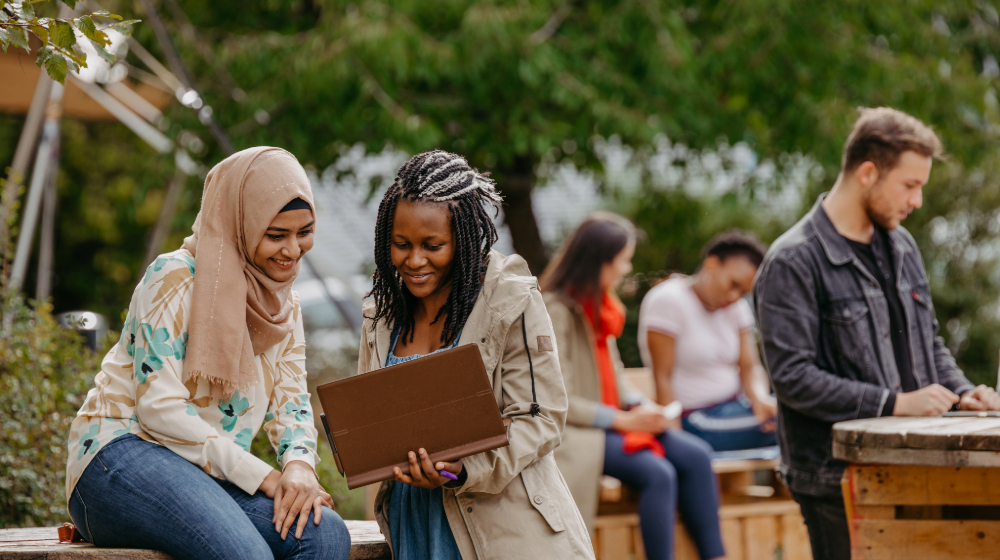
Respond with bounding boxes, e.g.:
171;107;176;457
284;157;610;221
359;150;594;560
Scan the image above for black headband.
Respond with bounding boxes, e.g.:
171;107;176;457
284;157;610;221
279;197;312;213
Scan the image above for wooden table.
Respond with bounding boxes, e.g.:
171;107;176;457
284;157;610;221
0;521;390;559
833;416;1000;559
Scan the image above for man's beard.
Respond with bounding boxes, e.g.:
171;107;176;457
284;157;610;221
863;183;899;230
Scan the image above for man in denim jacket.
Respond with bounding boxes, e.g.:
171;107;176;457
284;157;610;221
754;107;1000;560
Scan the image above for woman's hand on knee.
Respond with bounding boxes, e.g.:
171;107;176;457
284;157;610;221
393;448;463;489
272;461;328;540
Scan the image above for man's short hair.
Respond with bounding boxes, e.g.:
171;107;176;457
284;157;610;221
702;230;768;269
841;107;945;175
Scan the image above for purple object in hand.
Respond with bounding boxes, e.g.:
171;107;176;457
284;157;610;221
439;469;459;481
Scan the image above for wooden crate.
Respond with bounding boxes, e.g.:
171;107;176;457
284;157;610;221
842;464;1000;560
593;497;810;560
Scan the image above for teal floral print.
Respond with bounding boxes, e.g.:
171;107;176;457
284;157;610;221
133;345;163;384
235;428;253;450
172;332;188;360
142;253;195;285
66;248;319;506
284;397;312;422
278;427;314;459
78;424;100;460
219;392;250;432
122;315;138;357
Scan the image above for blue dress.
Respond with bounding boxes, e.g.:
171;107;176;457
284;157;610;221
385;329;463;560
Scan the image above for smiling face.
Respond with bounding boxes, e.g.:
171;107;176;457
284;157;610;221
391;198;456;301
862;150;931;230
700;255;759;311
252;208;315;282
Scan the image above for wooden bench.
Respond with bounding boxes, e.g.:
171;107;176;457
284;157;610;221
0;521;389;559
590;369;811;560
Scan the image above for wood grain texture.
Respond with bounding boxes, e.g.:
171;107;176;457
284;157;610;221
852;519;1000;559
846;465;1000;506
0;522;389;560
833;417;1000;466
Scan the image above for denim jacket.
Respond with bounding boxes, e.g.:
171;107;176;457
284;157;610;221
753;195;975;497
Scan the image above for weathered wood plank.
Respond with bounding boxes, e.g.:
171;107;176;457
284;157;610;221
0;522;389;560
852;519;1000;559
780;513;811;559
833;441;1000;466
720;518;744;560
743;516;777;560
847;465;1000;506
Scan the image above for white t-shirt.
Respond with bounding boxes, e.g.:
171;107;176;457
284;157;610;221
637;275;755;410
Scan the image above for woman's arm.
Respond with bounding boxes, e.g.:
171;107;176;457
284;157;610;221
646;330;677;407
738;330;777;428
454;289;567;495
129;258;274;496
261;299;332;539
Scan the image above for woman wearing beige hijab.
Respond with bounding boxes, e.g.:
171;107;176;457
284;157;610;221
64;147;350;560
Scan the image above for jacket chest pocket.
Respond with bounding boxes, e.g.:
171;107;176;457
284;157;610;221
821;301;873;379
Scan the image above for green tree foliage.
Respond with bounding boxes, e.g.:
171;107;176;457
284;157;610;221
0;0;138;83
0;295;100;527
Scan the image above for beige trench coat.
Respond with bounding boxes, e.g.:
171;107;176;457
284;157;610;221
544;293;631;532
358;251;594;560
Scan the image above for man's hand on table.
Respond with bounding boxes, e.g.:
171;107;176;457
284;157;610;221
893;384;959;416
958;385;1000;411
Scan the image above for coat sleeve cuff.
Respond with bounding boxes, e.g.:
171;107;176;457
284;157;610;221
227;452;275;495
453;451;489;494
593;405;617;429
858;385;891;419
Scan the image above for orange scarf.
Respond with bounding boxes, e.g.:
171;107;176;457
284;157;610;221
580;293;665;458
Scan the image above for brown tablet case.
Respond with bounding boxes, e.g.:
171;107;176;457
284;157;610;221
315;343;509;489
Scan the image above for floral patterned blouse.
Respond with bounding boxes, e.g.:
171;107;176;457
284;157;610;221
65;248;319;503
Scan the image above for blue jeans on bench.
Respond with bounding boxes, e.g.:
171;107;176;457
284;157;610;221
603;430;725;560
682;394;777;452
68;434;351;560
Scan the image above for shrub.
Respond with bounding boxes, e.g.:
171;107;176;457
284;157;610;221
0;294;100;528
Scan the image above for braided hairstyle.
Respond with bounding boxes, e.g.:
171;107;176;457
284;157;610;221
368;150;503;346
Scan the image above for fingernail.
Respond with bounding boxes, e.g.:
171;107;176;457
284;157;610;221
409;452;415;459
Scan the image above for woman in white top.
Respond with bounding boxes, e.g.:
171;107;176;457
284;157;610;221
638;230;777;451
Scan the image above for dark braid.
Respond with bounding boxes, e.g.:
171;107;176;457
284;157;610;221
368;150;503;346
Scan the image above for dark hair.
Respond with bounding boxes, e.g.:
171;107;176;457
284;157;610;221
368;150;503;346
841;107;945;175
540;212;635;322
701;229;767;269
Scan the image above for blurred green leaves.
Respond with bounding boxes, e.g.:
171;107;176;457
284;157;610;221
0;294;99;527
0;0;139;83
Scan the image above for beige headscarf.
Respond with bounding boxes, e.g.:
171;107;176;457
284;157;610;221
182;147;314;399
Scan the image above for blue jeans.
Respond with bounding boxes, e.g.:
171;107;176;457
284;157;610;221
68;434;351;560
603;430;725;560
681;394;776;452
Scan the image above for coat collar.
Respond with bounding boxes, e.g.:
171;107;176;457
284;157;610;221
809;193;913;272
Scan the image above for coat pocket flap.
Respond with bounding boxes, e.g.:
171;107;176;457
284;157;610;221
521;463;565;532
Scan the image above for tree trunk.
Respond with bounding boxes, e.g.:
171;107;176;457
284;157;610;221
497;155;548;275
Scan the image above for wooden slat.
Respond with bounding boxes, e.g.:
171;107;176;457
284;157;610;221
846;465;1000;506
833;441;1000;467
720;518;745;560
674;522;699;560
743;516;778;560
852;519;1000;559
598;524;631;560
833;417;1000;456
779;513;812;560
0;522;390;560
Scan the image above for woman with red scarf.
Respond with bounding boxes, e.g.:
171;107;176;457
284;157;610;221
542;212;724;560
